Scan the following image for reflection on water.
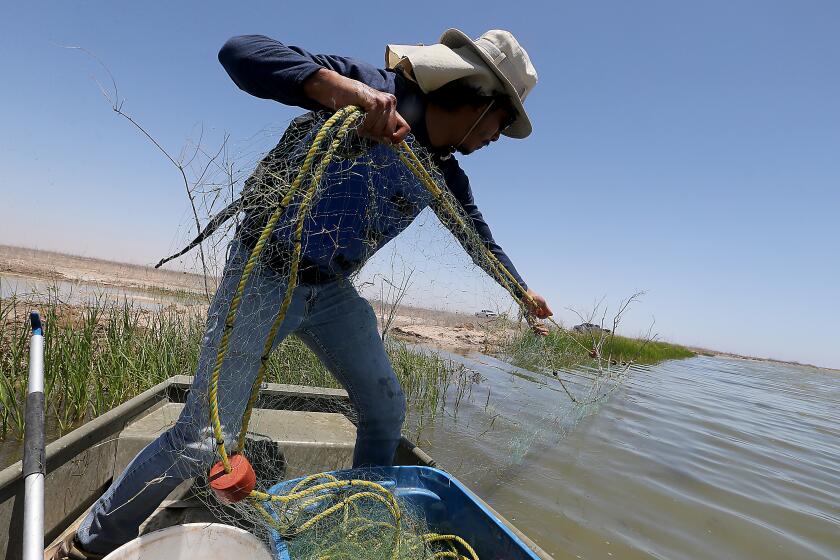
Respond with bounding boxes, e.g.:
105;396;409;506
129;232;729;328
0;416;85;469
422;353;839;560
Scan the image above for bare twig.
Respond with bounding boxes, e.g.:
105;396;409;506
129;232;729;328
63;45;231;302
375;252;415;341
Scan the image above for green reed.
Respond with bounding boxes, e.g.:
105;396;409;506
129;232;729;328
0;293;468;441
0;294;202;437
503;328;696;374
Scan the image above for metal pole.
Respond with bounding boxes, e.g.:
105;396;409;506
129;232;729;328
23;312;45;560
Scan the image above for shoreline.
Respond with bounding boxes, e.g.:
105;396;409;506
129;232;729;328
0;244;507;352
686;346;839;373
2;244;836;372
0;244;212;296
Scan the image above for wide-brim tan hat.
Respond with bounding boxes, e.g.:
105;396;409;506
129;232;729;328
386;28;537;138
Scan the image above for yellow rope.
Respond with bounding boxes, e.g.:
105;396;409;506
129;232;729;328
207;106;552;558
235;111;363;453
252;476;479;559
294;491;398;535
208;106;355;471
214;106;544;471
392;123;563;338
395;147;528;309
249;477;403;559
424;534;479;560
290;472;340;492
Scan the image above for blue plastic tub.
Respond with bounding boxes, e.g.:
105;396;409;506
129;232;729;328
264;466;541;559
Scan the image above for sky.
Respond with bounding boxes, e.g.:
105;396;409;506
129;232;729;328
1;1;838;369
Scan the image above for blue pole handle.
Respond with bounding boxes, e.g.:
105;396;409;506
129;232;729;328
30;312;42;336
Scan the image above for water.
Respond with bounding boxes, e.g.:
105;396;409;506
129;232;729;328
0;274;200;310
420;354;840;559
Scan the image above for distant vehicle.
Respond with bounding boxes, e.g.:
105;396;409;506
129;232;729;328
475;309;498;317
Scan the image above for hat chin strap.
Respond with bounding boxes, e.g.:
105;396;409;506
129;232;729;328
446;99;495;158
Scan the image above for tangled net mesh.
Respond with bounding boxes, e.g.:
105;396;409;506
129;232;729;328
152;106;633;558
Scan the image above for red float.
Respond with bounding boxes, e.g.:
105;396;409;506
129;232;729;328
209;454;256;503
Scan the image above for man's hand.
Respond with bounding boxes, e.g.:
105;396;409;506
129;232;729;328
526;289;552;319
525;289;553;336
303;68;410;144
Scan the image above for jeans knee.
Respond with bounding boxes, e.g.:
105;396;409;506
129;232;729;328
164;419;227;476
393;390;407;425
360;388;406;437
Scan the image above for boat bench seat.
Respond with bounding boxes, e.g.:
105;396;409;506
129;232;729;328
115;403;357;480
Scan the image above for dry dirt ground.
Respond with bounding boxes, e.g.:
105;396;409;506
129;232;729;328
0;245;514;350
0;245;210;295
372;302;514;351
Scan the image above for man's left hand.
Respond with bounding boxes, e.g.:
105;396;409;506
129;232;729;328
525;289;553;336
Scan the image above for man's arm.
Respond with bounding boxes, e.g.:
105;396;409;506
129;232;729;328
437;156;527;292
219;34;409;143
436;155;553;328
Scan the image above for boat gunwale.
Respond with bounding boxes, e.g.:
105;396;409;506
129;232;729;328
0;375;553;560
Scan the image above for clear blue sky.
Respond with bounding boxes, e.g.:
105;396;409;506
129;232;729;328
1;1;838;368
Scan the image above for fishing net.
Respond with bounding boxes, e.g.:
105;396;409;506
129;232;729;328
149;106;637;558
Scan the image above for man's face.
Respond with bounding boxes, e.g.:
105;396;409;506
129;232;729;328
456;107;513;155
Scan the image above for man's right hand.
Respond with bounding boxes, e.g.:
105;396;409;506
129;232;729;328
303;68;411;144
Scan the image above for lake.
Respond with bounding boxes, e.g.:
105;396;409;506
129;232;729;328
421;352;839;559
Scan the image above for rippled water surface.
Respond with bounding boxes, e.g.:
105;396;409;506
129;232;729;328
422;354;839;559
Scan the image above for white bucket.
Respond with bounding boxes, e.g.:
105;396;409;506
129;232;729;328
102;523;273;560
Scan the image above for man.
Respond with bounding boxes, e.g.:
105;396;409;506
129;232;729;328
57;28;552;558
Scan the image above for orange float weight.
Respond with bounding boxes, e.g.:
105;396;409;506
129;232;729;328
209;454;256;503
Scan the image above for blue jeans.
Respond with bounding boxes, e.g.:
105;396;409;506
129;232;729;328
77;239;406;553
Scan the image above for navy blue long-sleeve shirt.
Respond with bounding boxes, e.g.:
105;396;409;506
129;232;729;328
219;34;527;293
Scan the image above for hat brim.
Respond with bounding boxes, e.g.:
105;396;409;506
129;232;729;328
439;28;532;139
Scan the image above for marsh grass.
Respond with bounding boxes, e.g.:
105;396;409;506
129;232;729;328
504;328;696;374
0;293;468;441
0;293;203;438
